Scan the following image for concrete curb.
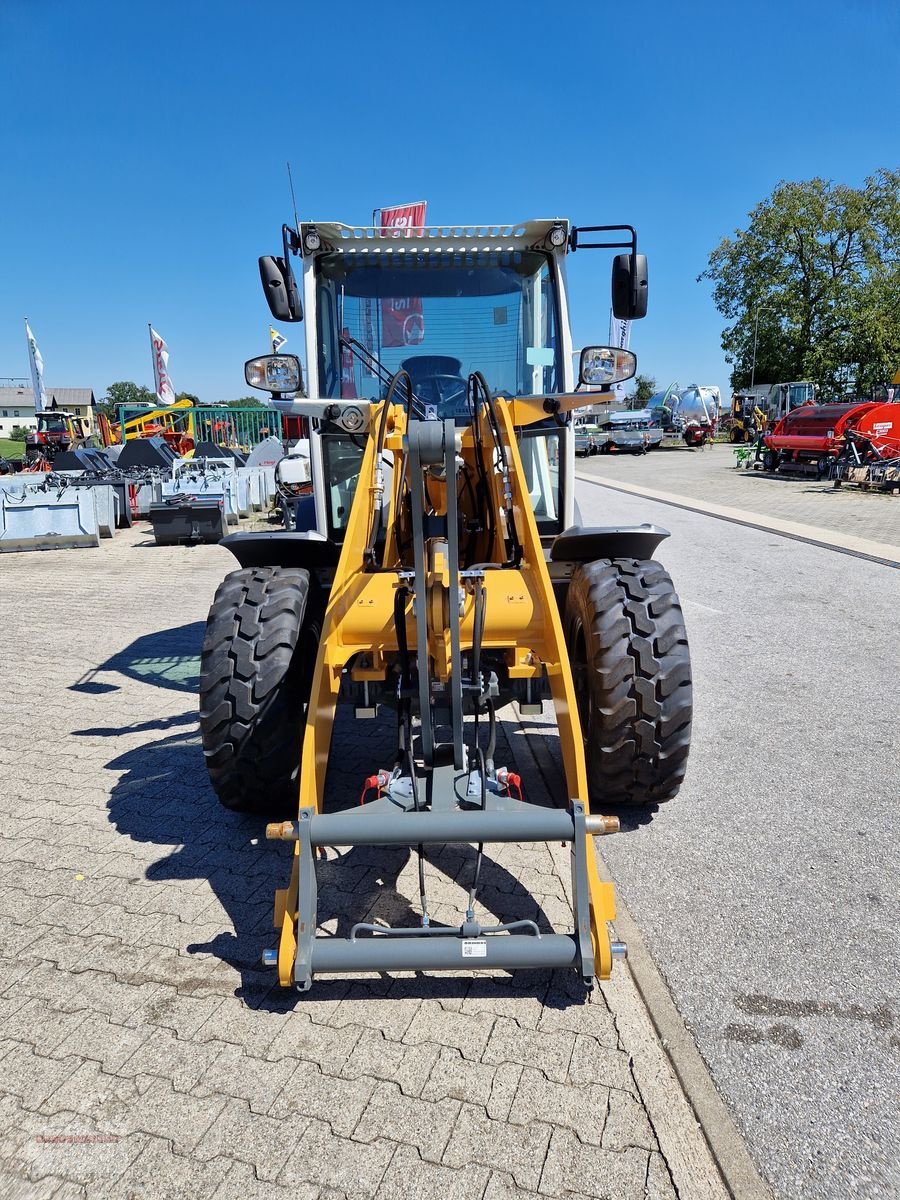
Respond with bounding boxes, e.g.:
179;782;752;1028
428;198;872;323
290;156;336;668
575;472;900;568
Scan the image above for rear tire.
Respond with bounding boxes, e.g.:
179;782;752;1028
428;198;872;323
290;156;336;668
564;559;692;807
199;566;315;816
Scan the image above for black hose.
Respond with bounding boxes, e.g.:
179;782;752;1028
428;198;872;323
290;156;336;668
468;371;522;567
466;746;487;919
366;369;414;567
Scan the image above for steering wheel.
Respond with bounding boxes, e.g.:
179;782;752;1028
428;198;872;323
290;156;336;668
412;374;468;416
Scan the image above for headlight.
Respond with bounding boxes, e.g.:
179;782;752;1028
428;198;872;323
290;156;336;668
244;354;303;394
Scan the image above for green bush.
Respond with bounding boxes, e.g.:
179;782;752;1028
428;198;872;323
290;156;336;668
9;425;29;442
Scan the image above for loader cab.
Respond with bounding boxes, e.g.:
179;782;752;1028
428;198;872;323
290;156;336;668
256;218;646;548
309;230;567;542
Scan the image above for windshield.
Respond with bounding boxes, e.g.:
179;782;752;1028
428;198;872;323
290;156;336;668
787;383;815;409
315;249;561;414
39;414;69;432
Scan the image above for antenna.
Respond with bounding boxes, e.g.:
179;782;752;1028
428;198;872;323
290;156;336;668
286;161;300;231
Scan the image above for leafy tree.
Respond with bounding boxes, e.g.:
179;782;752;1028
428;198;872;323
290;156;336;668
175;392;200;405
9;425;29;441
701;170;900;395
630;374;657;407
99;380;155;421
224;396;268;409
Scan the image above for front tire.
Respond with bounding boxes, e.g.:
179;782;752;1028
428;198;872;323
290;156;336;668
199;566;315;816
564;559;692;807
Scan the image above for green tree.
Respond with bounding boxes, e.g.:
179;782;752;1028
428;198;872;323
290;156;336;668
630;374;657;407
9;425;29;442
224;396;268;409
99;380;156;421
700;169;900;395
175;392;200;405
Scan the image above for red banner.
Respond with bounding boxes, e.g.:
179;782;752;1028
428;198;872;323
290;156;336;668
380;202;426;348
340;327;357;399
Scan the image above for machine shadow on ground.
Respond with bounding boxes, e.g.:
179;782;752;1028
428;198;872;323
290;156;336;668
76;623;588;1012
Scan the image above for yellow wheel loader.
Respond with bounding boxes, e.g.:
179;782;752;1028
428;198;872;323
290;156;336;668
198;218;692;992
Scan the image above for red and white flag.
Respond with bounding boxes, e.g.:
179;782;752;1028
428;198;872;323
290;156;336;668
149;325;177;405
379;202;426;348
340;327;358;399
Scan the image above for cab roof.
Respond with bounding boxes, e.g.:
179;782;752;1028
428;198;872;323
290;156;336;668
304;219;569;256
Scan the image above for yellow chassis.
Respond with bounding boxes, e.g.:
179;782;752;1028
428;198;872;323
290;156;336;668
272;393;617;986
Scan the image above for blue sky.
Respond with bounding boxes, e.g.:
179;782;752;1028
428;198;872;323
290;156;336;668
1;0;897;405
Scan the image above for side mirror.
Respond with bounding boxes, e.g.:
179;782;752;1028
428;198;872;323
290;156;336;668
611;253;648;321
245;354;303;395
258;256;303;323
579;346;637;388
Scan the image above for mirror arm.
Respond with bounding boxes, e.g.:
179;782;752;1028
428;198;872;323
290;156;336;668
282;223;301;259
569;224;637;257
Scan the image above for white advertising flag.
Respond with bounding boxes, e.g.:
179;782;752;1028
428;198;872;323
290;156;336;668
25;320;48;414
149;325;177;405
608;311;631;351
608;311;631;396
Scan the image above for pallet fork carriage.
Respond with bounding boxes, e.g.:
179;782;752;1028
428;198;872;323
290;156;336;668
199;218;693;993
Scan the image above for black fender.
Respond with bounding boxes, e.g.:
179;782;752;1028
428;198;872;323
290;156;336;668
220;531;341;570
549;524;670;563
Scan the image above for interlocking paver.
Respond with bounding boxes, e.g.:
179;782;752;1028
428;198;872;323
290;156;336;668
278;1118;396;1196
353;1080;461;1162
340;1027;439;1096
269;1058;376;1134
402;1004;495;1061
481;1016;576;1084
601;1088;656;1152
537;1127;649;1199
210;1159;321;1200
375;1142;490;1200
567;1035;636;1093
113;1134;232;1200
191;1039;298;1112
508;1066;609;1145
2;1043;85;1111
421;1045;496;1106
442;1102;552;1192
193;1097;302;1180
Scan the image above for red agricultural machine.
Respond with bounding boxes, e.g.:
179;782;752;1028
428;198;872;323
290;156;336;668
762;399;900;477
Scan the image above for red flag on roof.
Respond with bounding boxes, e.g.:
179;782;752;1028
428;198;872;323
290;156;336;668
379;202;426;349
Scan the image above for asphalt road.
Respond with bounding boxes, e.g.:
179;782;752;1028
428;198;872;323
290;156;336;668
575;478;900;1200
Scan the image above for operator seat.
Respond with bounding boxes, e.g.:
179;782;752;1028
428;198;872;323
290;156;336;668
401;355;468;419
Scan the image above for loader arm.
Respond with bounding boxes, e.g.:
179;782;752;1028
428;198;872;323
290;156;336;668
271;385;618;991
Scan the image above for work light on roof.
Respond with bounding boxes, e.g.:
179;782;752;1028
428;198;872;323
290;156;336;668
304;225;321;253
548;223;567;248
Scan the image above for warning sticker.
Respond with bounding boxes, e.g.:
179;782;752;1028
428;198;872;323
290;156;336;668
461;939;488;959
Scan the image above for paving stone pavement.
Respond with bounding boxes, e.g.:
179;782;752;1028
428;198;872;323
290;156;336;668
577;441;899;548
0;527;727;1199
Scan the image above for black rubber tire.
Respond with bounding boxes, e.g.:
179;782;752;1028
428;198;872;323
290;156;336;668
762;449;780;472
564;559;692;807
199;566;314;816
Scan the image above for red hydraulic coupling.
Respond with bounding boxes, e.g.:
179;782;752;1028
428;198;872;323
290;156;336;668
359;769;390;805
495;767;523;800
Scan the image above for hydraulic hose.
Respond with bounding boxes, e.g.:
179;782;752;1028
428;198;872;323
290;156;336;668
365;369;414;568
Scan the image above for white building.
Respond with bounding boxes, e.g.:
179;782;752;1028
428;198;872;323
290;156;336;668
0;385;36;436
0;386;97;437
